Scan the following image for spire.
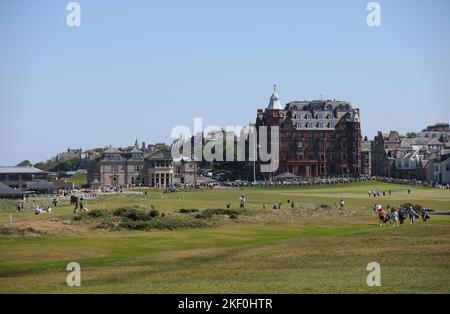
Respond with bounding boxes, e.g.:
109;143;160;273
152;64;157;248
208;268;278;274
135;136;139;148
266;84;283;110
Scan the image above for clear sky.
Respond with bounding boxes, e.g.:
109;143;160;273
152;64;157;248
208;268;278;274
1;0;449;165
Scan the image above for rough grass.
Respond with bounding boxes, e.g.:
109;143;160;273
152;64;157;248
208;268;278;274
0;181;449;293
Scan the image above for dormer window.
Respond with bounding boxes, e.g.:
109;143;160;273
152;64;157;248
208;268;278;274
295;112;301;120
132;153;142;160
295;121;301;129
306;112;312;120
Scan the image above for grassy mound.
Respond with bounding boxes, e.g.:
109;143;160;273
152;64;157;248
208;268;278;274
72;207;215;231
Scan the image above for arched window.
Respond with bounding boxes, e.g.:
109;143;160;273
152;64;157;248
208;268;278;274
317;112;323;120
328;112;334;119
318;121;324;128
295;112;301;120
306;112;312;120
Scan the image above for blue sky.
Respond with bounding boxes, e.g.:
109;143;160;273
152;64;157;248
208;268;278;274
1;0;449;165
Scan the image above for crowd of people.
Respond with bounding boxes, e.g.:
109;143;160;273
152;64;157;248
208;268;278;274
375;204;430;227
167;175;450;190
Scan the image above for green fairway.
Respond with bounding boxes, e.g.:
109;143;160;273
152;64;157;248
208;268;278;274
0;181;449;293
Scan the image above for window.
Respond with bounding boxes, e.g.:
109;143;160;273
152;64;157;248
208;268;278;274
318;121;324;128
295;112;301;120
329;121;335;128
135;165;140;172
317;112;323;120
306;121;312;128
297;141;303;148
295;121;301;129
306;112;312;120
132;153;142;160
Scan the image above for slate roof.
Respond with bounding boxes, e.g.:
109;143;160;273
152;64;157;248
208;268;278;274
0;166;46;174
0;182;25;195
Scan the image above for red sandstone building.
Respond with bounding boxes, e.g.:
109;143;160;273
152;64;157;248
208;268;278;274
256;86;362;177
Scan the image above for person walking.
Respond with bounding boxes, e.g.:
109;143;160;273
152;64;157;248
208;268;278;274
408;206;416;224
399;206;406;225
421;208;430;223
239;194;246;209
378;207;386;227
391;208;399;227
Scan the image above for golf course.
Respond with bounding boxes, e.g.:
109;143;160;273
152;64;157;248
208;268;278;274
0;181;449;293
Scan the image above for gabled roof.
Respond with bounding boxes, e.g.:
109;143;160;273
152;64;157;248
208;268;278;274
400;140;412;148
131;147;143;153
103;147;122;154
146;150;172;160
428;138;444;145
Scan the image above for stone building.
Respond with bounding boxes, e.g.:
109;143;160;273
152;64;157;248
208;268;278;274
86;144;174;188
86;142;199;188
55;148;82;161
256;86;362;177
361;137;372;176
173;157;198;184
367;130;445;180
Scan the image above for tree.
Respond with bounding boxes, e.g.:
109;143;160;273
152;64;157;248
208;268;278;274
16;160;32;167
